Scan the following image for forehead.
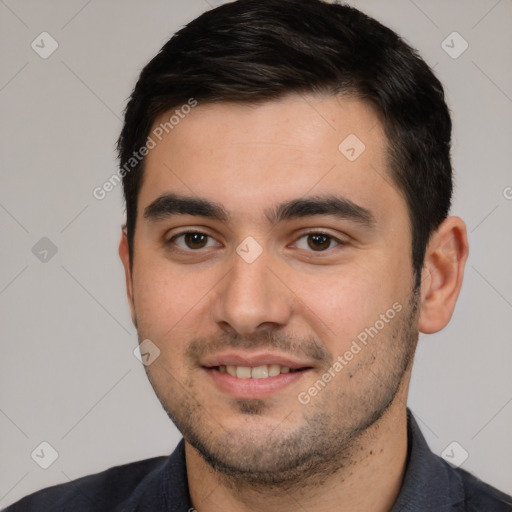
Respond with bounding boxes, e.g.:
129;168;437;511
139;93;404;226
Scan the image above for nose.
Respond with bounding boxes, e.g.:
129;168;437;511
211;247;293;336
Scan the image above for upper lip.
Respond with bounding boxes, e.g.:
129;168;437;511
200;351;314;370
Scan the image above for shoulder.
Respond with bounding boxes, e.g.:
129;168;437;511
4;456;168;512
457;467;512;512
397;410;512;512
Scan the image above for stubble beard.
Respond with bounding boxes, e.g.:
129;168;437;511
141;289;420;491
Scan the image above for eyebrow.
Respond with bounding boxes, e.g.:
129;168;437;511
144;193;229;222
265;195;375;227
143;192;375;227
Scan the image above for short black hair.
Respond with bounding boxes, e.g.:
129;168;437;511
118;0;452;285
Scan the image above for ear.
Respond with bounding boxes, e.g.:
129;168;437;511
418;216;469;334
119;228;136;326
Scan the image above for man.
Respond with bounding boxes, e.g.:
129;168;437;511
7;0;511;510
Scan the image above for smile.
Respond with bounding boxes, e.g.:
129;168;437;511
203;363;312;399
215;364;302;379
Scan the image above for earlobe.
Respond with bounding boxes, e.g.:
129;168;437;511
418;216;469;334
118;229;136;326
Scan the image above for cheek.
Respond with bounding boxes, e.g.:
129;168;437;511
131;252;226;348
132;258;196;335
288;259;409;349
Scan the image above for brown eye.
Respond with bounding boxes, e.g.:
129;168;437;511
184;233;208;249
170;232;220;251
294;232;341;252
307;233;331;251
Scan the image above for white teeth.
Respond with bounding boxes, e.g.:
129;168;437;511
218;364;298;378
268;364;281;377
251;365;269;379
236;366;252;379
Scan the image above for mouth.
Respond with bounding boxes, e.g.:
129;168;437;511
210;364;308;379
201;354;314;399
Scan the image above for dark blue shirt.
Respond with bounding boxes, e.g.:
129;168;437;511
6;411;512;511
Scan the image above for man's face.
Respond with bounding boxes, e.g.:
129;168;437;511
123;93;419;483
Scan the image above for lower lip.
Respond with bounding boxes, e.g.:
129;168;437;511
204;368;309;399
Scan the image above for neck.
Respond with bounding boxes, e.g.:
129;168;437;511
185;395;409;512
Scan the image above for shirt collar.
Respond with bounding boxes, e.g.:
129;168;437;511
391;409;465;511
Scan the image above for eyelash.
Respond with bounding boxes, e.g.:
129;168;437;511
167;230;345;253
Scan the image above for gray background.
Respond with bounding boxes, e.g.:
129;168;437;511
1;0;511;507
